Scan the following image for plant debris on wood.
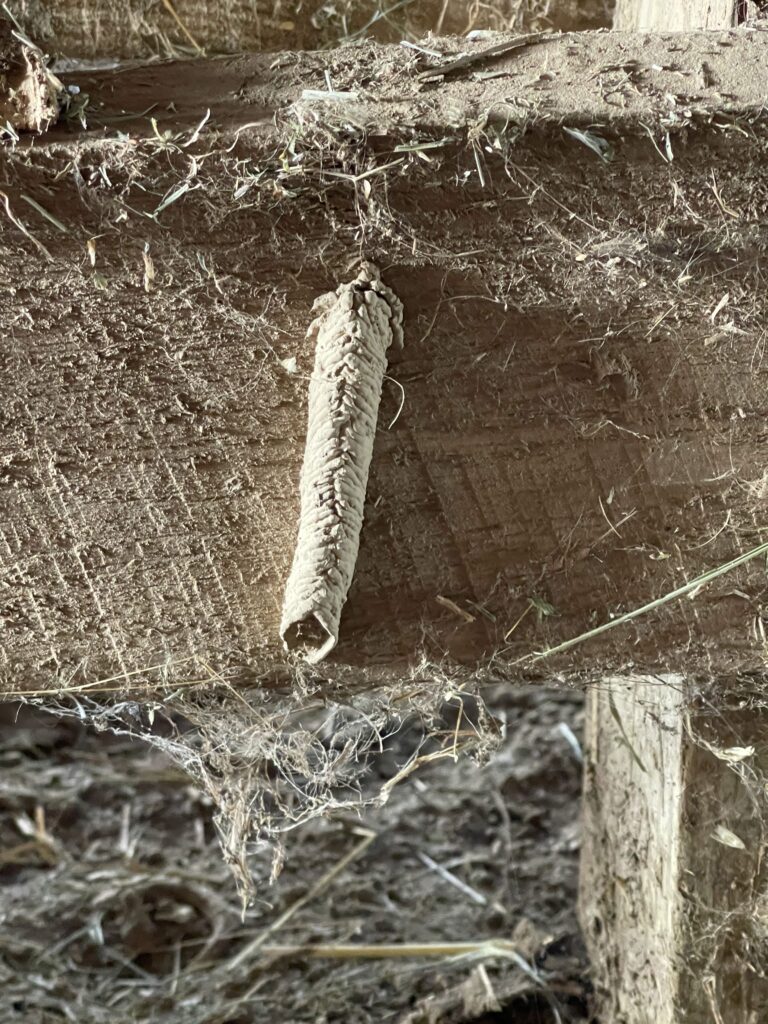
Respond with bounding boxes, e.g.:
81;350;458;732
0;13;59;132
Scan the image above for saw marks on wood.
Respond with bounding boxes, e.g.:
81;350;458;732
1;36;768;690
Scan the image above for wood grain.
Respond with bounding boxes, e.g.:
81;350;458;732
614;0;737;30
581;676;768;1023
1;32;768;693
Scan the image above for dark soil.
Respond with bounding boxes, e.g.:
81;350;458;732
0;687;589;1023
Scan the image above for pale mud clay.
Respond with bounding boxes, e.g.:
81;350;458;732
281;264;403;663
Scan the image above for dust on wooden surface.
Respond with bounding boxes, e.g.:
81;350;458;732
7;0;612;62
2;30;768;694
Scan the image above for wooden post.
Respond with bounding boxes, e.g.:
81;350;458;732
614;0;738;30
581;676;768;1022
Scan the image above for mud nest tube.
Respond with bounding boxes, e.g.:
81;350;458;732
280;262;403;663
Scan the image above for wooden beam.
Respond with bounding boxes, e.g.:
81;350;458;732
614;0;737;30
8;0;611;62
581;676;768;1022
1;32;767;695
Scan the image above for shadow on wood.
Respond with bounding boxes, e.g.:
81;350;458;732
0;31;767;697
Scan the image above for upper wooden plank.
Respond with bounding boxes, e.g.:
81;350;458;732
50;25;768;138
5;0;610;61
614;0;737;31
1;31;768;696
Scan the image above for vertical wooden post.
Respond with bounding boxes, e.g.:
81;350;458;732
581;675;768;1023
614;0;738;30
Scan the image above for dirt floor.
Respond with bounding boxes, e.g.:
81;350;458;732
0;687;588;1023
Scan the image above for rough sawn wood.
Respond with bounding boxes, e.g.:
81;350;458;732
613;0;738;30
1;30;768;694
581;675;768;1024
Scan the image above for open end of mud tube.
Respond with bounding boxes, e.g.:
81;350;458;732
280;610;337;664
